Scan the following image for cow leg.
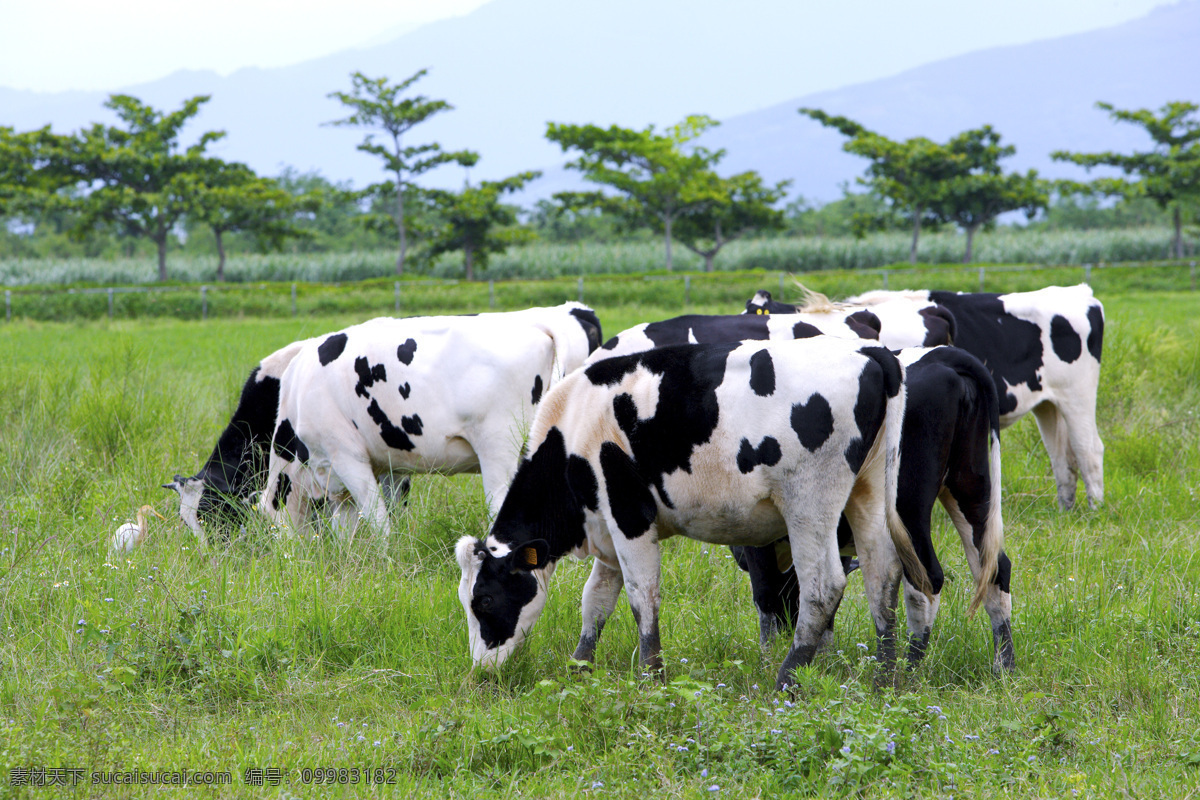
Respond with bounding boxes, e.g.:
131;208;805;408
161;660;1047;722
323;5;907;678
472;432;524;518
777;507;849;690
329;456;391;538
1061;401;1105;509
842;480;902;676
1032;403;1078;510
732;544;796;647
940;488;1016;672
896;467;947;665
613;534;664;675
260;462;310;539
572;558;624;663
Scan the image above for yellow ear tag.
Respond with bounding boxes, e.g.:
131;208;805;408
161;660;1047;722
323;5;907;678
523;547;539;566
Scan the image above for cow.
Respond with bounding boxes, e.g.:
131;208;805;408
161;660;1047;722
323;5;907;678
736;346;1014;672
455;337;934;690
258;303;602;539
595;310;1011;670
846;285;1105;509
743;289;957;349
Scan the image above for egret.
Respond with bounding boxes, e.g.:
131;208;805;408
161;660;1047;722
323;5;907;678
110;505;166;554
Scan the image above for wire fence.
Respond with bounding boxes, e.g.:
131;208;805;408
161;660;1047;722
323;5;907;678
3;259;1197;323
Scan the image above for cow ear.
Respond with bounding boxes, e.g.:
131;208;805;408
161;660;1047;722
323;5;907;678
510;540;549;572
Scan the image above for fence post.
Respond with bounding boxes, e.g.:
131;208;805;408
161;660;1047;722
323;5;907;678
108;287;114;319
4;290;9;322
1191;261;1197;291
684;274;691;306
577;276;584;304
779;272;785;298
395;281;401;313
882;270;889;289
978;266;985;292
1083;263;1092;284
291;283;297;316
201;285;208;320
489;280;495;310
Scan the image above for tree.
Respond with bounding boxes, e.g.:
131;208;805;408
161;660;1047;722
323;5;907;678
672;170;790;271
423;171;541;281
70;94;225;280
191;162;317;280
1052;101;1200;259
0;126;76;220
937;126;1047;262
546;115;727;271
799;109;961;263
327;70;478;275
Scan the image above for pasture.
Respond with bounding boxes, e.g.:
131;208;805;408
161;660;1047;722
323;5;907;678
0;289;1198;797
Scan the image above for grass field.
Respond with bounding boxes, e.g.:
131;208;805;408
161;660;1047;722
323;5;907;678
1;289;1198;797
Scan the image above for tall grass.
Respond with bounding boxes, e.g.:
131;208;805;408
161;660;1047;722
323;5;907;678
0;294;1198;797
0;226;1188;286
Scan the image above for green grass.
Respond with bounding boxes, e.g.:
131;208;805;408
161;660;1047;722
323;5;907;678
0;293;1198;797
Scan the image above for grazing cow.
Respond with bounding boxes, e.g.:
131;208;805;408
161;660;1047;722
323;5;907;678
455;337;932;689
164;339;310;548
737;346;1014;672
743;289;957;349
259;303;602;538
847;285;1105;509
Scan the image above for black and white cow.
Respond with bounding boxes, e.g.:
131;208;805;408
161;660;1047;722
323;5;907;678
736;346;1013;672
743;289;957;349
596;311;1012;670
259;303;602;538
455;337;932;690
847;285;1105;509
164;338;311;548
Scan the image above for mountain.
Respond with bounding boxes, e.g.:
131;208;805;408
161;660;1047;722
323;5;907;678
0;0;1195;202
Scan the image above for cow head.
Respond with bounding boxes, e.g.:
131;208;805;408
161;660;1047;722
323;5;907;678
163;474;207;538
162;471;250;541
743;290;798;315
456;536;552;668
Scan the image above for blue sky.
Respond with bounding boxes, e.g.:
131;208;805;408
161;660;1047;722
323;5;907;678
0;0;1180;93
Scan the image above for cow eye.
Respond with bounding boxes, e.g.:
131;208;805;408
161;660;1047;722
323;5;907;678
477;596;493;610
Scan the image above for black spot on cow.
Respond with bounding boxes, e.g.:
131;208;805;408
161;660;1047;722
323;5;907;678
272;418;309;463
396;338;418;365
401;414;423;437
736;436;782;473
354;357;387;399
845;310;882;340
490;427;592;559
531;374;544;405
367;399;415;451
843;355;890;472
790;393;834;452
642;315;771;349
919;305;957;346
317;333;348;366
749;350;776;396
1049;314;1082;364
398;382;411;400
570;307;604;353
791;321;822;339
929;291;1044;418
1086;305;1104;362
272;472;292;511
600;441;658;539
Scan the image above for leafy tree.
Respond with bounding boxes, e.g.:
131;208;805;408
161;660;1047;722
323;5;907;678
1052;101;1200;258
937;126;1047;262
70;94;225;280
526;194;629;244
327;70;478;274
546;115;727;271
672;170;790;271
799;109;960;262
423;171;541;281
191;162;317;280
0;126;77;221
781;186;903;238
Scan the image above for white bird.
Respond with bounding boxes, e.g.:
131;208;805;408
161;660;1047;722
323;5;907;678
110;505;166;554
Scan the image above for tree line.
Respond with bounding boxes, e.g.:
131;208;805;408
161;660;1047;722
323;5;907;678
2;68;1198;280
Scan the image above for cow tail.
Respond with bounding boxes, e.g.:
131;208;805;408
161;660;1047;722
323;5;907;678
882;376;934;600
968;427;1005;616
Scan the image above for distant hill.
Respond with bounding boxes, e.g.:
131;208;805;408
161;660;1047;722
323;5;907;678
0;0;1195;203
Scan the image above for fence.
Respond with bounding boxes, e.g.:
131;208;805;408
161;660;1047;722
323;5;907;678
3;260;1197;323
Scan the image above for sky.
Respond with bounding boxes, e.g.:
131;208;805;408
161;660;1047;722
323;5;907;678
0;0;1180;94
